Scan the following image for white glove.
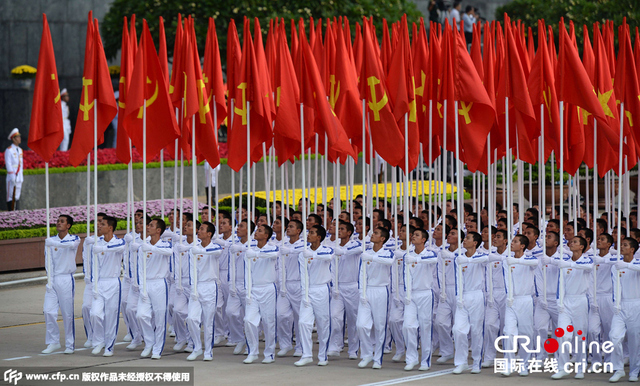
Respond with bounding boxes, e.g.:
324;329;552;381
280;288;288;297
230;288;237;298
230;244;245;254
280;246;292;255
558;305;565;314
304;299;311;308
404;297;411;306
394;297;403;307
142;243;153;253
456;298;465;309
46;283;53;291
360;297;368;306
190;293;198;302
440;293;447;303
303;249;314;259
614;305;622;315
193;245;206;255
456;255;469;264
175;287;183;296
508;298;514;308
487;299;494;308
362;252;374;262
45;238;56;247
124;233;134;243
245;249;259;259
557;259;572;269
615;261;628;270
332;290;339;299
246;296;252;305
85;237;96;245
334;246;346;256
141;293;150;303
6;173;15;183
506;256;519;266
93;245;107;254
405;255;418;264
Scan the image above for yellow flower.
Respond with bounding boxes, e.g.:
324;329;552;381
108;65;121;75
11;65;37;79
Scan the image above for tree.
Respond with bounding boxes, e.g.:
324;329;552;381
497;0;638;52
102;0;422;65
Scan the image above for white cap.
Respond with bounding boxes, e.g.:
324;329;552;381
8;128;20;140
60;88;68;96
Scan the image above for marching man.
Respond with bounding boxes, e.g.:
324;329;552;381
609;237;640;383
90;216;126;357
186;221;223;361
451;231;488;374
403;228;438;371
243;224;279;364
43;215;80;354
483;229;508;368
5;128;23;211
173;219;199;353
295;225;334;367
124;216;146;351
137;219;174;359
81;212;106;348
277;219;305;357
357;227;394;369
327;221;362;359
434;226;458;364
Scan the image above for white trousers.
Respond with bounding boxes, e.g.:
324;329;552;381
90;278;121;353
533;293;559;359
431;288;440;352
453;290;485;368
167;278;175;328
503;296;534;372
403;289;434;367
215;272;230;340
172;283;191;346
245;284;277;360
125;284;142;345
137;279;168;356
483;290;506;362
434;286;456;357
226;284;246;344
44;274;75;350
299;284;331;361
389;288;406;355
121;277;131;336
187;281;217;357
610;299;640;376
328;282;359;356
557;295;589;374
82;281;93;343
5;177;21;202
357;286;389;365
588;294;614;364
277;281;302;352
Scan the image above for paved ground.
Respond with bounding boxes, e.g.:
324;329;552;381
0;278;618;385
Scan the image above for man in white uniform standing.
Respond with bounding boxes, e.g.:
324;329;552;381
43;215;80;354
90;216;126;356
59;89;71;151
5;128;23;211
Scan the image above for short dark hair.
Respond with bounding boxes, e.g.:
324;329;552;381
376;226;390;243
97;212;107;219
574;236;589;253
59;215;74;227
415;228;429;242
468;231;482;249
625;237;639;254
514;234;529;250
153;218;167;234
379;219;392;231
202;221;215;236
582;228;594;243
548;219;560;227
308;214;322;226
184;212;194;223
293;211;302;218
410;217;424;230
289;219;304;233
526;224;540;238
359;217;371;231
219;211;232;222
260;224;274;240
241;219;256;234
630;228;640;240
547;231;560;245
600;233;614;246
104;216;117;231
276;217;290;229
496;229;509;240
310;225;326;241
135;209;144;215
596;218;608;231
339;221;355;236
373;209;385;220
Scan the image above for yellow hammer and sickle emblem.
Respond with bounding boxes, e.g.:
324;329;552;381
234;83;248;125
118;76;126;108
367;76;388;122
197;79;210;124
276;86;281;108
437;102;443;118
415;71;426;97
79;77;94;121
329;75;340;109
52;74;61;103
458;101;473;124
627;110;634;127
136;77;159;119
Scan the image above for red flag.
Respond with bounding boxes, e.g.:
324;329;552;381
361;19;405;168
69;14;117;167
28;14;63;162
203;17;227;130
413;19;431;150
450;25;496;172
179;16;199;158
226;19;242;125
387;16;419;171
253;18;276;123
528;20;560;163
169;14;184;107
186;19;221;167
158;16;169;85
129;15;138;54
470;23;483;80
333;19;364;153
273;21;301;166
227;18;274;172
380;19;392;76
124;19;180;160
115;17;133;164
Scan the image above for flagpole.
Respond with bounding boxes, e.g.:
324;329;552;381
180;149;184;239
315;134;319;218
591;120;598;311
428;99;433;230
192;114;197;245
213;100;218;231
505;97;514;306
615;103;625;312
454;100;465;306
541;104;547;304
323;134;328;228
361;99;367;302
263;143;270;224
174;139;178;231
247;100;252;244
46;162;52;289
585;164;589;226
142;100;148;298
559;100;565;311
441;99;447;298
161;149;165;218
301;102;309;305
404;113;410;291
93;99;99;297
86;153;91;237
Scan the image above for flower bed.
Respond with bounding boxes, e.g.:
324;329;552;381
0;145;229;172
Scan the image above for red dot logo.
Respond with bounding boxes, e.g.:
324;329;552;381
544;338;559;353
555;328;565;338
567;325;574;333
577;330;583;335
582;337;586;340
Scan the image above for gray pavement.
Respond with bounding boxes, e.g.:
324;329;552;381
0;279;617;385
